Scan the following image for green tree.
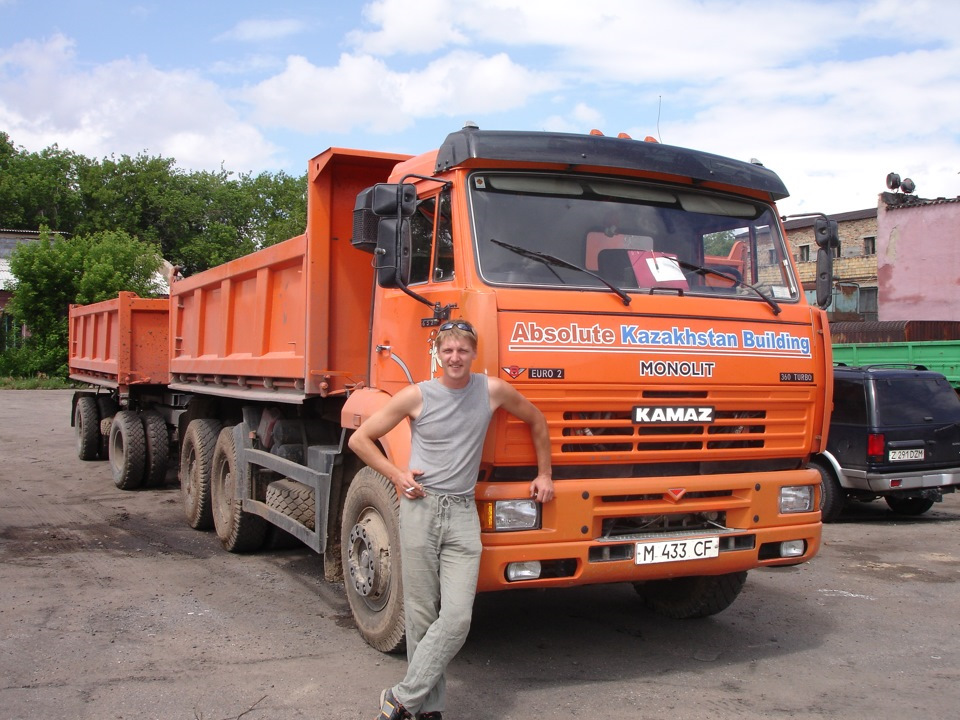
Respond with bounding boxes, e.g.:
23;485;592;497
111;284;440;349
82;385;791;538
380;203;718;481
2;229;161;377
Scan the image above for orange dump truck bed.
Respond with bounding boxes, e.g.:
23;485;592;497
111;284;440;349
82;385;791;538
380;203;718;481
168;147;409;402
68;291;170;393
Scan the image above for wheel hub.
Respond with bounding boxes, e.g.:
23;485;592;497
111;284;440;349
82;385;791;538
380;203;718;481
347;510;391;610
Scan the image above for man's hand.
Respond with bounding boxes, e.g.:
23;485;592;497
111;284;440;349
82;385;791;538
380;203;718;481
394;468;426;500
529;475;554;503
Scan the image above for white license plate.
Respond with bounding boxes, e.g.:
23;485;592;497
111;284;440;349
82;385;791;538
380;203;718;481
635;537;720;565
888;449;924;462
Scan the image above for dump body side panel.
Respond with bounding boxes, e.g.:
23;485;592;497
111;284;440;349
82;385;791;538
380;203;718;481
168;148;410;402
831;340;960;388
68;291;170;392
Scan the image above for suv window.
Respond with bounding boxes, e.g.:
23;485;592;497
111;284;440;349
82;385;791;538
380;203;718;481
832;377;867;424
874;375;960;425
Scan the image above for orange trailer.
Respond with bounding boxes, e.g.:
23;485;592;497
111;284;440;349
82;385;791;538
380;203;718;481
70;126;837;652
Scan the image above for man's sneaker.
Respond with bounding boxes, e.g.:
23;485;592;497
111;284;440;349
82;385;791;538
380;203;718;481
418;713;443;719
377;688;410;720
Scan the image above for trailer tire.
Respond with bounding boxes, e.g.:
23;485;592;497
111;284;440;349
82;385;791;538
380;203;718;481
266;479;315;531
810;460;845;523
180;418;221;530
141;411;170;487
635;571;747;619
211;427;267;552
341;467;405;653
108;410;146;490
75;396;100;461
884;496;935;516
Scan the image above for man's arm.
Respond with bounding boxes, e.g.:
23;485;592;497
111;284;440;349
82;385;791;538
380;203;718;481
347;384;427;499
488;377;554;502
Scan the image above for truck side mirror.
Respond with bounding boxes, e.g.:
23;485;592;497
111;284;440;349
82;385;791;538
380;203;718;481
815;248;833;309
813;218;838;250
375;218;412;288
352;183;417;253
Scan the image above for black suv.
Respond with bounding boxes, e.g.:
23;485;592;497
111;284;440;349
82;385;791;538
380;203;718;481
810;365;960;522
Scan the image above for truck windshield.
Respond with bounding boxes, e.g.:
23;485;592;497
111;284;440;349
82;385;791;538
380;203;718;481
469;172;799;303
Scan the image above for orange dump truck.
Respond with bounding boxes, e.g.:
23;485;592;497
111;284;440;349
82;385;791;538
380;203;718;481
70;126;837;652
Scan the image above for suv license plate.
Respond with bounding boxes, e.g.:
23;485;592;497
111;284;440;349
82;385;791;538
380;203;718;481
889;449;924;462
636;537;720;565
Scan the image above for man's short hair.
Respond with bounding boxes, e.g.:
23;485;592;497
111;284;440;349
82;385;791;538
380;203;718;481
434;319;478;350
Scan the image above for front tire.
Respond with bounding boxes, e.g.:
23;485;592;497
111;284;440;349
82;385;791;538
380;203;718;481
109;410;146;490
75;396;100;461
885;496;935;516
811;460;845;523
635;571;748;619
179;418;221;530
211;426;267;552
341;467;405;653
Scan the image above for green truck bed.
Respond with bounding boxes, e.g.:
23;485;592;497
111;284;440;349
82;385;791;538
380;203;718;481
831;340;960;388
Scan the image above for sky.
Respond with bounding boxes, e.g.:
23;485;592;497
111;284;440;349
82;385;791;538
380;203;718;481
1;0;959;217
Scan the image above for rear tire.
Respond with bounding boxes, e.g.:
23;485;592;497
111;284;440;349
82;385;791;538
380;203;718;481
266;479;316;530
811;460;845;523
179;418;221;530
635;571;748;619
884;496;935;516
75;396;100;461
141;411;170;487
108;410;146;490
341;467;405;653
211;427;267;552
96;396;118;459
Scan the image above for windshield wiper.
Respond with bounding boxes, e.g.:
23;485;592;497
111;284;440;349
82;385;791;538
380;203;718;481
490;239;632;306
675;260;782;315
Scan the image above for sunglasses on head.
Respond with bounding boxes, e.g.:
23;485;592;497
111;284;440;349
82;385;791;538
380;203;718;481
438;321;476;335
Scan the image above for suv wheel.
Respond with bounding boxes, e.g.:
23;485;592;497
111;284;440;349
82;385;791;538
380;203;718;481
884;496;935;516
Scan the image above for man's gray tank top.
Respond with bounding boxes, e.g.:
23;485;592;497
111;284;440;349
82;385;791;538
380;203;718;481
409;373;493;497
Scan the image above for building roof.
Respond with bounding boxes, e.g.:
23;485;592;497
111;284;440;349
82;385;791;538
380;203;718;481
782;208;876;231
881;192;960;211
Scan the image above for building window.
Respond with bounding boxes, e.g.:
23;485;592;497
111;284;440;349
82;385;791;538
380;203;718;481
832;240;841;259
767;248;777;264
859;287;878;322
799;244;810;262
863;236;876;255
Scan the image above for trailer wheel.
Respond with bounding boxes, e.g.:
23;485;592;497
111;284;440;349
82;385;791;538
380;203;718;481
341;467;405;653
211;427;267;552
810;460;845;523
141;411;170;487
108;410;146;490
266;479;316;530
884;496;935;516
180;418;221;530
635;571;747;619
75;396;100;461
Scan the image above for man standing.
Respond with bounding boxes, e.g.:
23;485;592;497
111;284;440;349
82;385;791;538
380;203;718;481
349;320;554;720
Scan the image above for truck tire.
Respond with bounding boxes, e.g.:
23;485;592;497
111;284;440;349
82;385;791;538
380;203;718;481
810;460;845;523
179;418;221;530
266;479;315;531
635;571;747;619
341;467;405;653
141;411;170;487
75;396;100;461
211;427;267;552
108;410;146;490
884;496;935;516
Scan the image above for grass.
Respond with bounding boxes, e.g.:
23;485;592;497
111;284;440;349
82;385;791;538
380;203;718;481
0;376;77;390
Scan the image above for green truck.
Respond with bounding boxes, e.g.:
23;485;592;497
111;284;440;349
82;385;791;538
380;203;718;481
829;321;960;389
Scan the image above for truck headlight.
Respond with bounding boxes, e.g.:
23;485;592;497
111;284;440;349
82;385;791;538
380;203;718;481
480;499;539;531
780;485;814;513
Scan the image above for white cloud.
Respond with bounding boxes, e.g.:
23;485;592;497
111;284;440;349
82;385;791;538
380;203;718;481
0;34;279;171
244;50;558;134
348;0;468;55
216;19;306;43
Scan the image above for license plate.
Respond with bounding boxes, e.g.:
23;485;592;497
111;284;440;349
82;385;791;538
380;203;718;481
635;537;720;565
889;449;924;462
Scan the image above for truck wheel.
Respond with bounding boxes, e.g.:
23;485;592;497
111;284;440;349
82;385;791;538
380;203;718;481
635;571;748;619
341;467;405;653
141;411;170;487
108;410;146;490
810;460;845;523
211;427;267;552
75;396;100;461
884;496;935;516
180;418;221;530
266;479;316;530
